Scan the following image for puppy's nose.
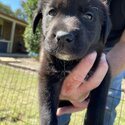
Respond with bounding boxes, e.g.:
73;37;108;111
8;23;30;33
56;31;74;43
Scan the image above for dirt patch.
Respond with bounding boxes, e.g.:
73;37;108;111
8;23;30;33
0;57;40;72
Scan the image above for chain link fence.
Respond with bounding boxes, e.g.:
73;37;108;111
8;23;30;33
0;57;125;125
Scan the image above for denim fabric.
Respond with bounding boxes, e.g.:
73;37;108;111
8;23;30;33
58;114;71;125
58;71;125;125
104;71;125;125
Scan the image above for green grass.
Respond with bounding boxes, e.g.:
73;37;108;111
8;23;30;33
114;94;125;125
69;97;125;125
0;64;39;125
0;64;125;125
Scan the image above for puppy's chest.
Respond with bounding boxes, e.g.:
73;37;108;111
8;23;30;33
43;59;78;82
47;56;100;81
49;62;73;78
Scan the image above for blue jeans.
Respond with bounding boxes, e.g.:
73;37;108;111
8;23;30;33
58;71;125;125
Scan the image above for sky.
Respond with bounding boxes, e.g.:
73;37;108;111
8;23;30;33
0;0;23;11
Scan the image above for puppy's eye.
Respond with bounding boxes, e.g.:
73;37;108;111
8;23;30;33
82;12;93;20
48;8;57;16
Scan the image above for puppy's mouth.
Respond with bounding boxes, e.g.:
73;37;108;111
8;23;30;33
55;53;75;61
54;50;84;61
45;47;80;61
45;44;87;61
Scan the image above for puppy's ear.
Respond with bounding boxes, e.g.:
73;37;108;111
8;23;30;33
33;0;47;34
33;9;42;34
101;7;112;43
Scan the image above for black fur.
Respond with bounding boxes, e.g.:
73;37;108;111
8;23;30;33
33;0;111;125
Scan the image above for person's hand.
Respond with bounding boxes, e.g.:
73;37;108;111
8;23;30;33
57;52;109;116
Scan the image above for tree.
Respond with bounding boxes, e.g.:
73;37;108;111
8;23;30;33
0;2;26;21
22;0;41;54
24;23;41;53
0;2;14;16
15;9;27;21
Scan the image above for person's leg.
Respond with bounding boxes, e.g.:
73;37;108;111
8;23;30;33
58;114;71;125
104;71;125;125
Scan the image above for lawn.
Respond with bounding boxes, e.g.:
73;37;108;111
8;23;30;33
0;64;39;125
0;64;125;125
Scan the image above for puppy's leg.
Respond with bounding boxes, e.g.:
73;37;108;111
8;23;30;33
84;70;111;125
39;74;63;125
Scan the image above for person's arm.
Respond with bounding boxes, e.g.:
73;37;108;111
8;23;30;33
107;30;125;78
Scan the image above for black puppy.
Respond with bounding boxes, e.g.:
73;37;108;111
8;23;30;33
33;0;111;125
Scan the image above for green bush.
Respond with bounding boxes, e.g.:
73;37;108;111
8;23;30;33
22;0;41;54
24;23;41;53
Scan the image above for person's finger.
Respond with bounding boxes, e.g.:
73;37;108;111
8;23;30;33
56;101;89;116
64;52;97;87
79;53;108;93
71;99;90;108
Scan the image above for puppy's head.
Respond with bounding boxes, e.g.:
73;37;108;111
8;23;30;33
33;0;111;61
